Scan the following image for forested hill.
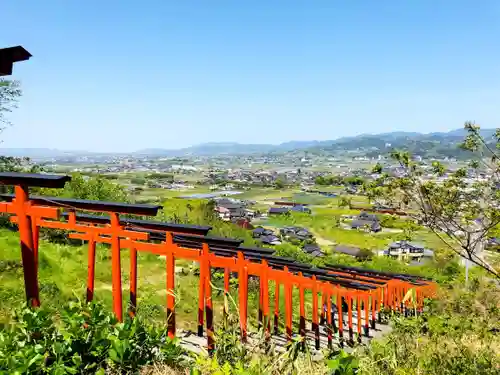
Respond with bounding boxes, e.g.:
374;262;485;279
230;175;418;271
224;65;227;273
1;128;496;159
312;128;497;159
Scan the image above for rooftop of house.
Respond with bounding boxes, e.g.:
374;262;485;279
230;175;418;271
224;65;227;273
358;211;379;221
332;245;364;258
291;205;311;213
388;241;425;250
269;207;290;214
303;243;322;254
218;203;245;210
351;219;382;231
274;201;309;206
259;235;281;244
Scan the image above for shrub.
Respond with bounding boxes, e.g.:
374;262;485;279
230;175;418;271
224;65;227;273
0;300;185;374
357;280;500;375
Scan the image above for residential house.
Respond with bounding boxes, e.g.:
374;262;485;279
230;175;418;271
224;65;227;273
214;199;253;221
274;201;309;207
280;226;313;242
302;243;325;257
351;211;381;232
384;241;433;261
269;207;290;215
259;235;282;245
332;245;371;259
252;227;275;238
252;227;281;245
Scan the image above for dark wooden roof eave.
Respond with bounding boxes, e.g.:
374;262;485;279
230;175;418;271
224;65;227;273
60;212;211;235
1;193;162;216
0;46;32;76
0;172;70;189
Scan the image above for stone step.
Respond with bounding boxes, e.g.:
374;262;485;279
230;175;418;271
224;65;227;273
176;319;392;359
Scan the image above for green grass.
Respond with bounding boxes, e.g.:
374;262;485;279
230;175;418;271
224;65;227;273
0;226;312;333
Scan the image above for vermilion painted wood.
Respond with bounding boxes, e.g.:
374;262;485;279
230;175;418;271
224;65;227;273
326;292;333;349
261;260;270;335
129;244;137;316
242;265;249;341
337;293;344;343
356;294;362;342
311;275;320;350
2;184;438;351
224;268;230;293
364;294;370;337
14;186;40;307
298;272;306;347
110;213;124;321
274;281;280;335
204;244;214;352
258;284;263;330
320;292;326;324
31;221;39;275
371;292;377;329
238;251;248;341
347;294;353;342
283;266;293;341
166;233;175;338
2;193;59;307
87;235;97;303
197;245;206;337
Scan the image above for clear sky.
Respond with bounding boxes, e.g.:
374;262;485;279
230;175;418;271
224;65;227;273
1;0;499;152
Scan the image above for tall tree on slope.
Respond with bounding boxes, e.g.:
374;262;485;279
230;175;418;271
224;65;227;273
0;78;21;131
367;122;500;278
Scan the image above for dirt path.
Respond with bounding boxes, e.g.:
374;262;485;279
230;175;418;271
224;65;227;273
310;230;335;246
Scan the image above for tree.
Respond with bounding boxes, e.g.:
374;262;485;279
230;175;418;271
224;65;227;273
0;79;22;132
338;196;352;209
371;162;383;174
39;173;129;202
315;176;325;185
369;122;500;278
274;178;285;189
398;220;420;242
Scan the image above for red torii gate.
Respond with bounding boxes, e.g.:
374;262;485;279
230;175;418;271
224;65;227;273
0;172;436;352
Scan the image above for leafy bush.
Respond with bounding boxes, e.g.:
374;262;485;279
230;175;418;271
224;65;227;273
357;280;500;375
39;173;129;202
37;173;131;244
130;177;147;185
0;300;184;374
191;293;330;375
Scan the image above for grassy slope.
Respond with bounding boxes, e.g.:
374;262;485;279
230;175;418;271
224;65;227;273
0;228;319;334
0;187;462;329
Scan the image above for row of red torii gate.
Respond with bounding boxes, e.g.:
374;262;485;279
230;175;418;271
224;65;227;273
0;172;436;351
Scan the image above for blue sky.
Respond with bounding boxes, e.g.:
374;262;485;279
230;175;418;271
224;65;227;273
2;1;499;152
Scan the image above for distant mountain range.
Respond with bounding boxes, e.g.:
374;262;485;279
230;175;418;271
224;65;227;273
1;128;496;159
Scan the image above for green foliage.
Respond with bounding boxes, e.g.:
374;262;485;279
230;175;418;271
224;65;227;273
35;173;130;244
274;178;285;189
39;173;129;202
130;177;146;185
315;175;364;187
337;196;352;209
326;350;359;375
101;174;120;180
397;220;421;242
0;156;43;229
0;300;184;374
191;292;329;375
371;163;383;174
0;79;22;128
357;280;500;375
145;173;174;181
157;199;259;247
368;122;500;278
